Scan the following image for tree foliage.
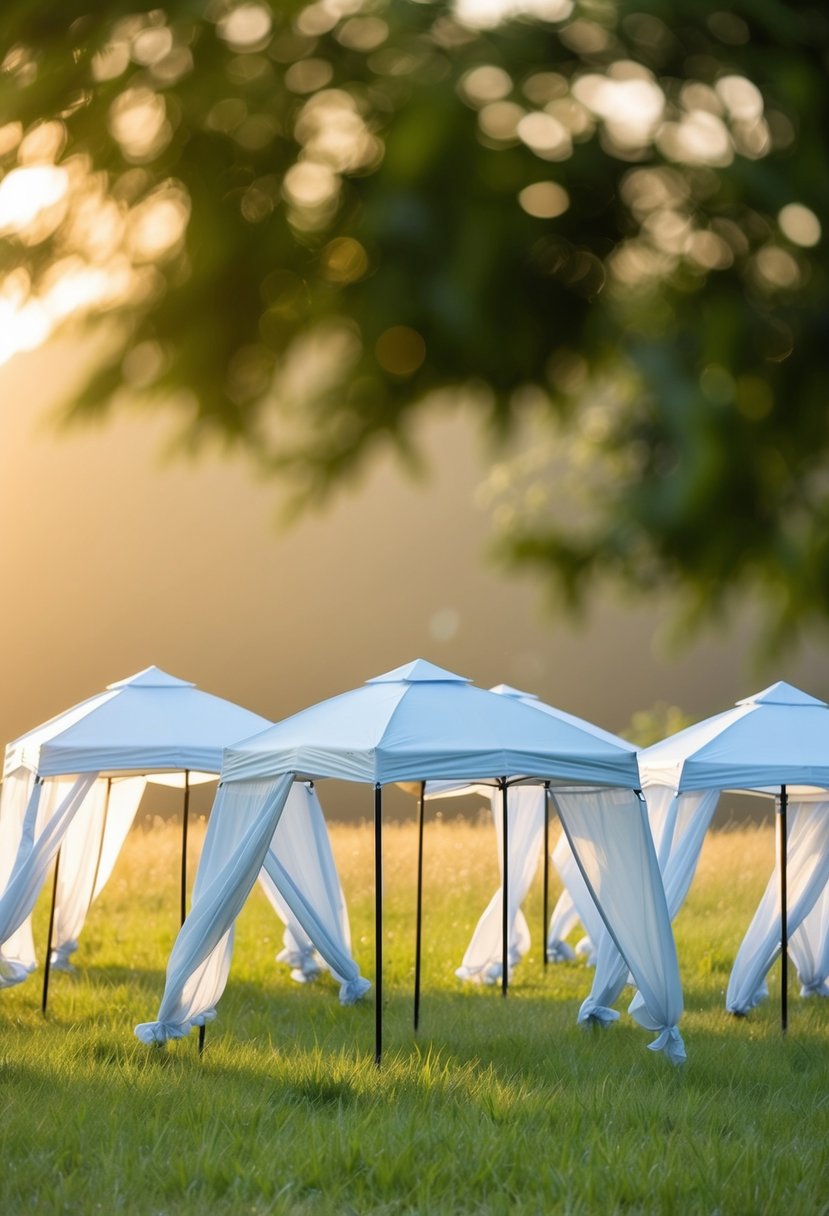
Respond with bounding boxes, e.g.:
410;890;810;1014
2;0;828;643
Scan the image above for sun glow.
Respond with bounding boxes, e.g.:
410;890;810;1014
0;146;187;370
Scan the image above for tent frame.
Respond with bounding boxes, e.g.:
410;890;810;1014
778;784;788;1034
400;776;549;1063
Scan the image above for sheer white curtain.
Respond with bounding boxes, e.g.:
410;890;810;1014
456;786;544;984
582;787;719;1032
0;768;38;981
51;777;147;970
791;881;829;997
0;774;98;987
256;783;369;1003
136;774;296;1043
554;787;686;1064
547;831;604;964
546;889;579;962
726;799;829;1013
651;788;721;915
135;777;371;1043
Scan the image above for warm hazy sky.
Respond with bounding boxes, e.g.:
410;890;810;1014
3;334;829;770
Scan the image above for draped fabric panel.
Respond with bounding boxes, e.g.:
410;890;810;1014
256;784;369;1003
455;786;544;984
0;775;98;986
636;783;719;902
726;800;829;1013
585;788;720;1026
135;774;296;1043
546;889;579;962
51;776;147;970
553;787;686;1064
547;831;604;964
790;881;829;997
0;768;38;980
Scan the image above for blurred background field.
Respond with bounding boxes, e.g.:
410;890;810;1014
0;815;827;1215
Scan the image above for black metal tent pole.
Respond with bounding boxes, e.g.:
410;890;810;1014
180;770;191;928
41;848;61;1015
413;780;426;1032
778;783;788;1035
542;782;550;970
374;782;383;1066
501;777;509;998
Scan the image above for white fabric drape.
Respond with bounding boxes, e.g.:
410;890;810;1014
726;799;829;1013
0;774;98;986
256;783;369;1004
135;778;367;1045
135;774;296;1043
583;787;719;1034
648;787;721;915
546;889;579;962
0;768;38;980
51;776;146;970
547;832;604;964
554;787;686;1064
455;786;544;984
791;881;829;997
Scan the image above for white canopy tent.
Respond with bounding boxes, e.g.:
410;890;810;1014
424;685;631;986
135;659;685;1064
632;680;829;1032
0;666;366;1016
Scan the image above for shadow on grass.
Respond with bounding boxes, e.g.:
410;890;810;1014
2;958;827;1097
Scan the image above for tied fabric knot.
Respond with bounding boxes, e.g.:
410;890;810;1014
0;953;34;989
480;946;522;986
577;998;619;1028
647;1025;686;1066
800;978;829;998
134;1019;192;1045
454;965;483;984
134;1008;218;1043
190;1009;218;1029
546;939;576;963
277;944;321;984
339;975;371;1005
726;979;767;1016
455;961;515;986
50;940;79;973
575;936;597;966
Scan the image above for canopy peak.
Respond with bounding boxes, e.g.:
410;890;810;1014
107;666;197;690
366;659;471;685
489;683;539;701
737;681;827;709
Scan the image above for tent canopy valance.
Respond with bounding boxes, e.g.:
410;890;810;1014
221;660;641;789
5;666;270;779
638;681;829;795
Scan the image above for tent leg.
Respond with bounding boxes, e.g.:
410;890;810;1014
41;849;61;1016
414;780;426;1032
198;1024;206;1056
778;784;788;1035
501;778;508;998
180;770;191;927
543;782;550;970
374;783;383;1066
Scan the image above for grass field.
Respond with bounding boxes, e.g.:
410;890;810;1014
1;817;827;1215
